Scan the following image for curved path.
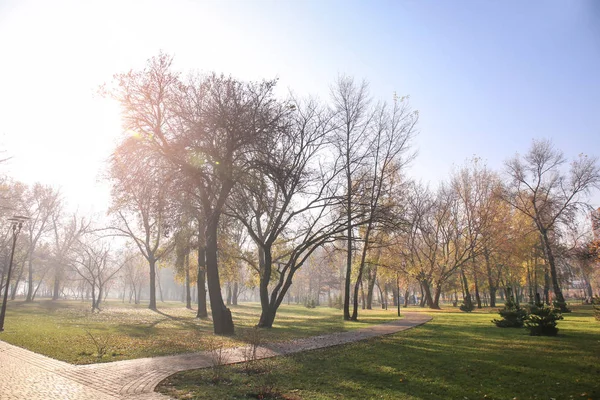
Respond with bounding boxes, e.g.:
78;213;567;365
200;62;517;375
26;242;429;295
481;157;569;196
0;312;431;400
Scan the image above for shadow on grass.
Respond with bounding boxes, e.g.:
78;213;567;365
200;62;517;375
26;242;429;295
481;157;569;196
159;312;600;400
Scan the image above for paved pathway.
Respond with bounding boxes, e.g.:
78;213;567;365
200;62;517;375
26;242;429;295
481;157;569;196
0;312;431;400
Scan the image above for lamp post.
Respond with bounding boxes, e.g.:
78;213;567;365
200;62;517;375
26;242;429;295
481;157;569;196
0;215;28;332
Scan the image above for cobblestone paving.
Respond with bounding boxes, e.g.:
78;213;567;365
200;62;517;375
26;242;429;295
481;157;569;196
0;312;431;400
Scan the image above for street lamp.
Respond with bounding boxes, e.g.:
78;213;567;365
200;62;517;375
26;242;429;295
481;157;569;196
0;215;29;332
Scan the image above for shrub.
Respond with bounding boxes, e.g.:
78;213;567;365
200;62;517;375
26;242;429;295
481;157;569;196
525;301;563;336
241;327;263;374
305;299;317;308
492;287;527;328
84;329;112;359
206;337;230;383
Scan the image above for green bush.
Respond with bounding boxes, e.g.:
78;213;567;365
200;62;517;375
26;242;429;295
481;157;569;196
304;299;317;309
525;302;563;336
492;287;527;328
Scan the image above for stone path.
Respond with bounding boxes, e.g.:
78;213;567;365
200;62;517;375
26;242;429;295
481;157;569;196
0;312;431;400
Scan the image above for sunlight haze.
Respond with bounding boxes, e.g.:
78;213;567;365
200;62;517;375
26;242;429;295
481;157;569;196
1;0;599;212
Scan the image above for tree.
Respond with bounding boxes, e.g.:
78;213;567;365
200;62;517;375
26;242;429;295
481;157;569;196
20;184;60;302
120;253;148;304
331;76;373;321
50;213;89;300
331;77;418;320
226;96;345;328
349;98;417;320
450;159;500;309
108;136;175;311
503;139;600;311
109;54;288;333
69;235;127;312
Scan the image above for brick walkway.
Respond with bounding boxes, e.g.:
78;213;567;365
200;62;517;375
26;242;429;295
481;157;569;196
0;312;431;400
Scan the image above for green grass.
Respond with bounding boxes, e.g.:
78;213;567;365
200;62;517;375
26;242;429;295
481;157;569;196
0;299;397;364
158;306;600;400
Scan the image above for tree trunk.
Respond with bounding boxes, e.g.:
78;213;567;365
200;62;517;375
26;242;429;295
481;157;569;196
366;266;377;310
391;284;398;306
461;269;472;309
10;267;23;300
489;287;497;308
196;244;208;318
148;258;157;310
474;271;482;309
257;246;272;327
25;259;34;302
431;282;442;309
419;283;426;307
226;283;232;306
205;213;234;335
343;132;353;321
351;224;374;320
157;268;164;303
185;253;192;309
96;283;103;310
343;225;352;320
232;281;238;305
52;267;62;301
485;249;496;307
360;280;366;310
404;289;410;308
544;264;550;305
258;307;277;329
91;283;98;311
421;280;436;309
541;230;569;311
136;284;142;305
378;281;386;310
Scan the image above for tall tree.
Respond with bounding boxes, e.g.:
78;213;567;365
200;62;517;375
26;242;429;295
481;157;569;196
226;96;344;327
503;139;600;311
50;213;89;300
108;136;174;311
331;76;374;320
109;55;287;333
349;98;417;320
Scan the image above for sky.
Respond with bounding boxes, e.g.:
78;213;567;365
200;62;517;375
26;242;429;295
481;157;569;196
0;0;599;214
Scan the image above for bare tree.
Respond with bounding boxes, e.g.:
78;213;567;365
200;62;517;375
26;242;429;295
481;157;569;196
503;139;600;311
19;184;60;302
108;136;175;311
349;98;417;320
331;76;373;320
69;235;128;312
108;55;288;333
226;96;344;327
50;213;89;300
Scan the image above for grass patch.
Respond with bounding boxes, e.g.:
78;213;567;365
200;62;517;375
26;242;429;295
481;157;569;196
0;299;397;364
158;305;600;400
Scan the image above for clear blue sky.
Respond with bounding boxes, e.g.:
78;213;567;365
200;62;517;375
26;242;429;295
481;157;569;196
0;0;598;210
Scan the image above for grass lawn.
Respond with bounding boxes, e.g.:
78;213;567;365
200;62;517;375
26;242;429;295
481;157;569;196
0;299;397;364
158;306;600;400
